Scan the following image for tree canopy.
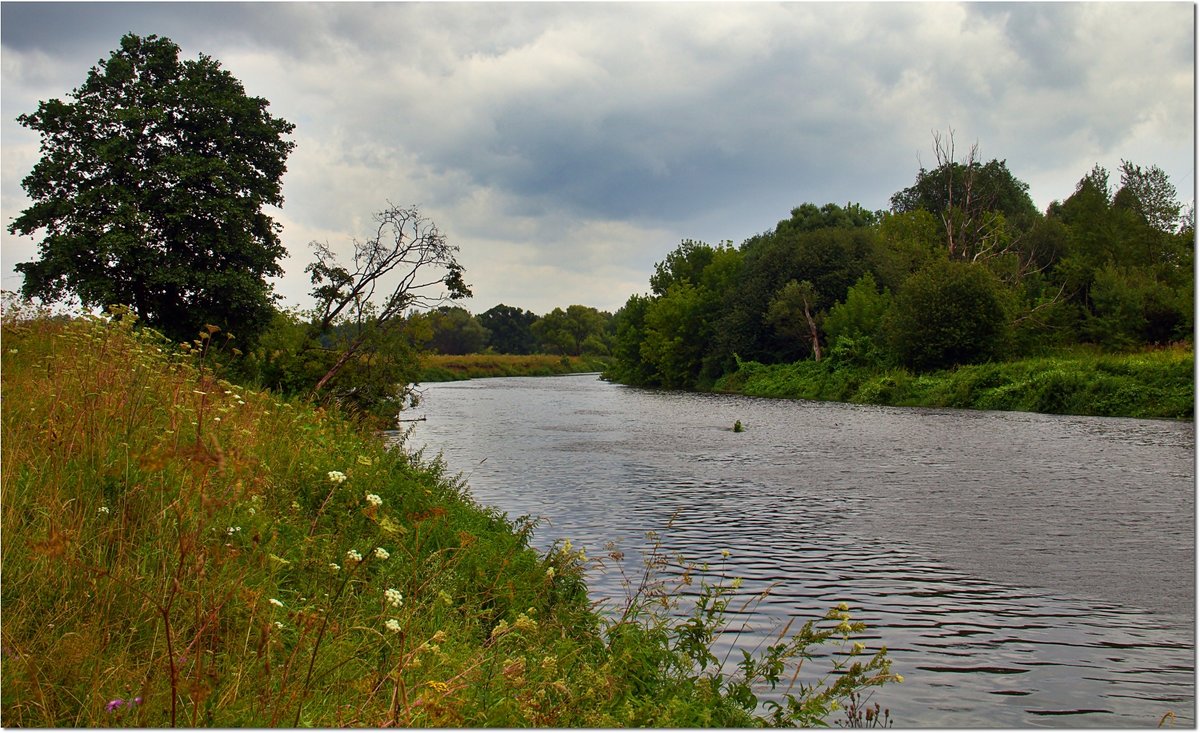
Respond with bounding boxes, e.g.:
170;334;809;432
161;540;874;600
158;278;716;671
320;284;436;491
9;33;296;344
605;142;1191;389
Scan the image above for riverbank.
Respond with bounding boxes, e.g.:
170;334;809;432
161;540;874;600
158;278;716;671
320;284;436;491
0;311;894;727
419;353;610;382
709;346;1193;420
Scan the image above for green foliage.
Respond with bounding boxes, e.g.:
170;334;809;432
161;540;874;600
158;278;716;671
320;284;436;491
716;345;1193;419
423;306;489;355
417;353;609;382
532;305;613;356
478;304;539;355
775;201;881;234
824;273;893;346
8;33;295;345
236;307;425;424
1085;264;1192;348
885;259;1011;371
1;311;898;726
641;283;708;389
605;294;658;385
720;225;875;365
604;149;1191;418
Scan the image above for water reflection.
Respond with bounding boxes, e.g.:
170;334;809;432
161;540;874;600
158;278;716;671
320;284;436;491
400;374;1195;728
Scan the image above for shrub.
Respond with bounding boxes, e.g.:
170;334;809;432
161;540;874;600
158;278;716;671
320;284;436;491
885;259;1011;371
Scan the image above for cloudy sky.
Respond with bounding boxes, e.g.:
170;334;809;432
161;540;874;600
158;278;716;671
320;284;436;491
1;2;1194;316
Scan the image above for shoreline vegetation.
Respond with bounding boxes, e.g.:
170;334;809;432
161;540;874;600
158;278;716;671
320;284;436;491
706;345;1194;421
0;309;897;727
418;353;611;383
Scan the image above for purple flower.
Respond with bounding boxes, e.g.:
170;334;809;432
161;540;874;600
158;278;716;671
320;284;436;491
106;699;125;712
133;697;143;706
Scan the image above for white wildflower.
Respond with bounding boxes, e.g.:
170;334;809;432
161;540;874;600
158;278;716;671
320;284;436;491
346;549;363;563
384;588;403;608
327;470;347;485
268;598;283;608
373;547;390;560
328;563;341;573
98;506;110;515
365;493;383;507
385;618;401;633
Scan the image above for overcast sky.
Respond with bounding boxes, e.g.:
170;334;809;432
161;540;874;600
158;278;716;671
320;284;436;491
2;2;1194;316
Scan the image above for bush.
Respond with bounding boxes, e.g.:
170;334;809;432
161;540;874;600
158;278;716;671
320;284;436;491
885;259;1011;371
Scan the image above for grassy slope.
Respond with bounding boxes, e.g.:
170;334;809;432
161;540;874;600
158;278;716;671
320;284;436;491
0;312;893;727
418;353;610;382
713;346;1194;420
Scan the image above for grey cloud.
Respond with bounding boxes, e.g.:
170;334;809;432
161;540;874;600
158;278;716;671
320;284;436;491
2;2;1193;314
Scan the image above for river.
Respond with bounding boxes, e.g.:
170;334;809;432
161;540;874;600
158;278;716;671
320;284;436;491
398;373;1195;728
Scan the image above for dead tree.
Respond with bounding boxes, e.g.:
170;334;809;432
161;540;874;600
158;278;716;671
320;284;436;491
305;203;470;396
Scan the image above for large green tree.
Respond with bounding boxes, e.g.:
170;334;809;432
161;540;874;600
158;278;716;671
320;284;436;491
479;304;539;354
8;33;296;343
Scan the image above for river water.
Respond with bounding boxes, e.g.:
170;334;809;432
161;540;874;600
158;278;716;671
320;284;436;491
398;373;1195;728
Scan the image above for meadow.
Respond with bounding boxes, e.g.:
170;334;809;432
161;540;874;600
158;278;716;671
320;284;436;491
0;306;896;727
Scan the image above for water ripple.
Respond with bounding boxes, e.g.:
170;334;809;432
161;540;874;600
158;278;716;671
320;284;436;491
401;374;1195;728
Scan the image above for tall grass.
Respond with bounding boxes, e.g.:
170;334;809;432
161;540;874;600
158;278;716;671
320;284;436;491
1;304;896;727
716;347;1193;420
419;353;611;382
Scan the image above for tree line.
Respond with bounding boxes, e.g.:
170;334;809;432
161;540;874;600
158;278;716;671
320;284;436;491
606;136;1193;390
7;34;1193;420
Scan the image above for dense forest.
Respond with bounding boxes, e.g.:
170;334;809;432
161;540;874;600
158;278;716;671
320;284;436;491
603;150;1194;392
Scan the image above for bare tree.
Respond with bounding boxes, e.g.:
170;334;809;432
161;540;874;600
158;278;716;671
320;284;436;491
304;203;470;397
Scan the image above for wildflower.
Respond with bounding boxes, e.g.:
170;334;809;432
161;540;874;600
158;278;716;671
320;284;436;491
346;549;362;563
385;588;403;608
98;506;110;515
851;642;866;655
731;577;744;589
431;630;447;643
546;566;555;579
248;506;256;516
894;674;905;683
327;470;347;485
721;549;731;559
365;493;383;507
133;697;142;706
274;621;284;630
328;563;341;573
513;613;538;632
226;526;241;535
373;547;390;560
105;699;125;712
269;598;284;608
385;618;401;633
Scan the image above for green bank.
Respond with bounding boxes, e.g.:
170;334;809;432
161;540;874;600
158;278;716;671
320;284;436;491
0;310;895;727
713;347;1193;420
418;353;611;382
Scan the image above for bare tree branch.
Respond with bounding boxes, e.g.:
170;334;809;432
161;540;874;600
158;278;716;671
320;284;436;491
304;202;471;399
